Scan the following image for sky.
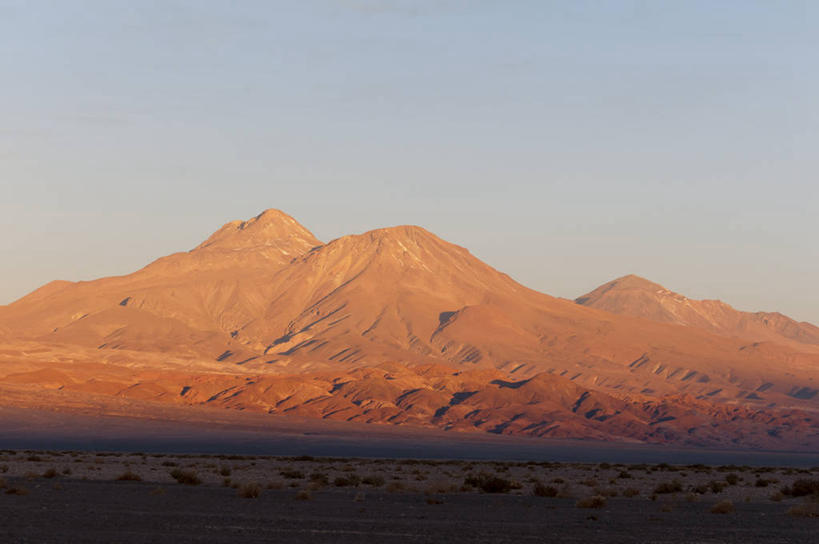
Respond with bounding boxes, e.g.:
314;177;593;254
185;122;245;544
1;0;817;323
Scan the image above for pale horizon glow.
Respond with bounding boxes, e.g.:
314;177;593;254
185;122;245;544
1;1;817;323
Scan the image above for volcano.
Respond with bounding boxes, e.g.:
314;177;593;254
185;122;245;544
1;210;816;450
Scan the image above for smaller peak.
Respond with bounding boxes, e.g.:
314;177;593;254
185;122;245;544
195;209;321;252
575;274;668;305
611;274;665;290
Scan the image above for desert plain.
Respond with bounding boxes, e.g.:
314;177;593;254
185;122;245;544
0;448;817;543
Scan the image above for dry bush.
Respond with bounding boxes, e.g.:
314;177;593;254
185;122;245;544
425;481;458;495
295;490;312;501
386;481;405;493
219;466;231;477
353;491;365;502
169;469;201;485
787;501;819;518
654;480;683;494
266;480;284;490
533;481;558;497
280;469;305;479
769;491;784;502
711;500;735;514
464;472;516;494
0;464;8;473
724;473;740;486
5;486;29;495
117;470;142;481
309;472;329;485
660;503;674;512
42;468;58;479
362;474;385;487
150;487;166;496
594;487;619;498
238;482;262;498
557;484;575;498
622;488;640;498
685;493;698;502
576;495;606;509
334;474;361;487
783;479;819;497
0;477;5;489
709;480;727;493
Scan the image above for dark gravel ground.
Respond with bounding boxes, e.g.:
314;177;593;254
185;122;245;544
0;478;816;543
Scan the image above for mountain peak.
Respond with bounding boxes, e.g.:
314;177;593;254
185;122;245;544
195;209;321;253
575;274;667;305
576;274;819;347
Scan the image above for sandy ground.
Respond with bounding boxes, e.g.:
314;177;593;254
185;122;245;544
0;451;817;543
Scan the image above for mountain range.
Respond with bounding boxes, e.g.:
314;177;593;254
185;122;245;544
0;210;816;450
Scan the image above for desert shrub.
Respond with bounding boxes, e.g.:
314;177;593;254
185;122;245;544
622;488;640;498
161;461;178;467
309;472;329;485
386;481;405;493
617;471;633;479
594;487;619;497
787;501;819;518
783;479;819;497
170;469;201;485
42;468;58;479
709;480;727;493
0;464;8;473
770;491;784;502
362;475;385;487
464;472;515;494
426;481;457;494
685;493;698;502
755;478;771;487
533;482;558;497
576;495;606;509
62;467;72;475
6;486;29;495
660;503;674;512
26;455;42;462
724;473;739;486
117;470;142;481
0;477;5;489
580;478;597;487
219;466;231;477
711;500;735;514
295;490;312;501
280;469;304;479
237;482;262;498
654;480;683;494
552;477;565;484
333;474;361;487
266;480;284;490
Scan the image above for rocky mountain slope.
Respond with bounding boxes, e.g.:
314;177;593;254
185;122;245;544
0;211;816;449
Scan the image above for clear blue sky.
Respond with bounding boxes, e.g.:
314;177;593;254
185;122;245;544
1;1;817;323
